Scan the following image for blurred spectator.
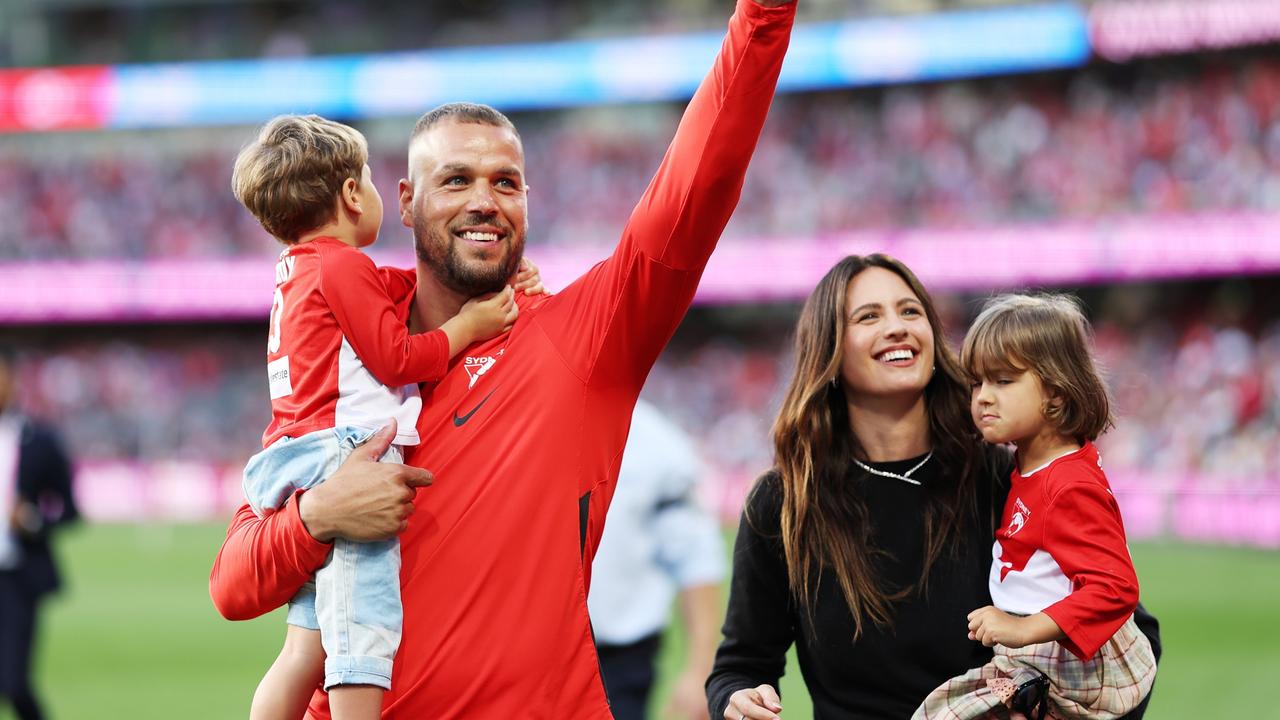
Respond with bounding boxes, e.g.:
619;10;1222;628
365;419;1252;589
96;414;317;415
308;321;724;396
5;52;1280;260
0;344;79;720
589;400;725;720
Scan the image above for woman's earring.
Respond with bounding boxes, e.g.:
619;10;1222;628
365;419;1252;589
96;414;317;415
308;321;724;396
830;376;839;388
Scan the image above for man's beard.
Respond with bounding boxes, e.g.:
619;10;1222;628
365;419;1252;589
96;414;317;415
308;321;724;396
413;215;524;296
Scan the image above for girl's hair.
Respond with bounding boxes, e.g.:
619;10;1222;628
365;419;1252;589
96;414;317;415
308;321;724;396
961;293;1115;442
766;254;987;638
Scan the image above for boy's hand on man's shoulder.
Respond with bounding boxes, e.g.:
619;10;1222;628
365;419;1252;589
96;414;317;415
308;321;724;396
511;257;546;296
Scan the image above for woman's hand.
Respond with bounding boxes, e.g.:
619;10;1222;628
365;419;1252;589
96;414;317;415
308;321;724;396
725;685;783;720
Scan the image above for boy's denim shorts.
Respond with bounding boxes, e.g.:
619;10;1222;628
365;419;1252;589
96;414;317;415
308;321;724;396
242;425;404;690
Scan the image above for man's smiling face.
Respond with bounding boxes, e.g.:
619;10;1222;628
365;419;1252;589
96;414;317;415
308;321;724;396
400;118;529;296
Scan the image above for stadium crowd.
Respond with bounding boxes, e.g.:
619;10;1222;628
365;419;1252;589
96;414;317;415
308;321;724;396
8;300;1279;497
4;52;1280;260
5;0;1020;67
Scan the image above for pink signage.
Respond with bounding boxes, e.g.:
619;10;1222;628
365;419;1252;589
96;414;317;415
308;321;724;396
2;211;1279;323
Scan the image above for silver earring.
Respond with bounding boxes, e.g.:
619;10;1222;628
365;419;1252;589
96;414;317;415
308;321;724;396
830;376;839;388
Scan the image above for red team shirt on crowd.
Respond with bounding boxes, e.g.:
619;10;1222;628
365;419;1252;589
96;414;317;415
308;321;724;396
209;2;795;717
263;236;450;448
989;441;1140;660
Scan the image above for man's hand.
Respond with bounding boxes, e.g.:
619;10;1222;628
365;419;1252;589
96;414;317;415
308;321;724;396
967;607;1064;649
298;421;433;543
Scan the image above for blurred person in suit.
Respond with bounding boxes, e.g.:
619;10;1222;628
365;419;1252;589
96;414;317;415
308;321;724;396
0;345;79;720
589;400;726;720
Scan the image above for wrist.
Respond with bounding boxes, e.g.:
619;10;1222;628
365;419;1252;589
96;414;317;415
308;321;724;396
441;315;476;356
1018;612;1064;646
296;489;335;543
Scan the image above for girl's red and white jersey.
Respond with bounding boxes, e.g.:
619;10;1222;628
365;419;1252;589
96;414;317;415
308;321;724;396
262;237;448;448
989;442;1140;659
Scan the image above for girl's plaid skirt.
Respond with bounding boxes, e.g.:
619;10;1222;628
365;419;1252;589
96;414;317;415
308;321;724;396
913;615;1156;719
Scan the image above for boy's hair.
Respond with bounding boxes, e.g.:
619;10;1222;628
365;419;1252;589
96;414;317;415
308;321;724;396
231;114;369;243
962;293;1115;442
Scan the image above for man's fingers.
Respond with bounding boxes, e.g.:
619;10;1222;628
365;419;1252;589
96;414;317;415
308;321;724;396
401;468;434;488
349;422;397;461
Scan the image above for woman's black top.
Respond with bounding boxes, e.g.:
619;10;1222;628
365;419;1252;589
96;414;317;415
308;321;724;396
705;450;1161;719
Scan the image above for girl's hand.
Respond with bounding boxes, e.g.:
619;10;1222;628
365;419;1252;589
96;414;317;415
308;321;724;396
510;257;545;296
968;607;1065;649
968;606;1024;647
725;685;783;720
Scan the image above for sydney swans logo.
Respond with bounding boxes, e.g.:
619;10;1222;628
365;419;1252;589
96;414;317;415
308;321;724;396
463;349;503;389
1006;497;1032;537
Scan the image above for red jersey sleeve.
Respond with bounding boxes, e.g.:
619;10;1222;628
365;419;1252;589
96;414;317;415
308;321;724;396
209;494;331;620
1040;474;1140;660
318;243;450;386
532;0;794;387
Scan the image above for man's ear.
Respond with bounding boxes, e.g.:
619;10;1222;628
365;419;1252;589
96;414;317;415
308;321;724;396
398;178;414;228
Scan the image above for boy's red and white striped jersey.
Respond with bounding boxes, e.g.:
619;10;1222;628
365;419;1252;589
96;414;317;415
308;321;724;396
261;237;449;448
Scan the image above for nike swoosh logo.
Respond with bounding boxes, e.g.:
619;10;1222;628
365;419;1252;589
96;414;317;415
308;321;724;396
453;389;497;427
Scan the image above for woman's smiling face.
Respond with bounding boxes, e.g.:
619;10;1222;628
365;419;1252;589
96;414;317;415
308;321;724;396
839;267;936;401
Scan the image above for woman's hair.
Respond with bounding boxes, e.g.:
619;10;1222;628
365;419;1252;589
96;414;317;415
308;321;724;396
962;293;1115;442
766;254;987;637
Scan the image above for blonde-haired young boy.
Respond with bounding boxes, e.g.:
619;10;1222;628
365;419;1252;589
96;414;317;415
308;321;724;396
232;114;539;720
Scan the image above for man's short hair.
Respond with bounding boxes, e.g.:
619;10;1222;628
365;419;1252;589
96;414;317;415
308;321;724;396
410;103;518;142
231;114;369;243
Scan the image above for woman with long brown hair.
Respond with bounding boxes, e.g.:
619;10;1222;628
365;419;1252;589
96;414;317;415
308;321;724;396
705;255;1159;720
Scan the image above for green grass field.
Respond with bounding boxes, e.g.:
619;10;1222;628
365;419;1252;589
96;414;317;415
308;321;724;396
15;524;1278;719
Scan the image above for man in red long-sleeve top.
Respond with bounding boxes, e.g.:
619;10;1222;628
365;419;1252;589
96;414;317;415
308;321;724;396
210;2;797;717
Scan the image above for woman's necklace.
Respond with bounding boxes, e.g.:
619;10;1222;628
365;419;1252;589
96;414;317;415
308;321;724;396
852;451;933;486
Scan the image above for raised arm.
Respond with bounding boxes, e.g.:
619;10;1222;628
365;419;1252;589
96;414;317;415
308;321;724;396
535;0;795;386
625;0;796;273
